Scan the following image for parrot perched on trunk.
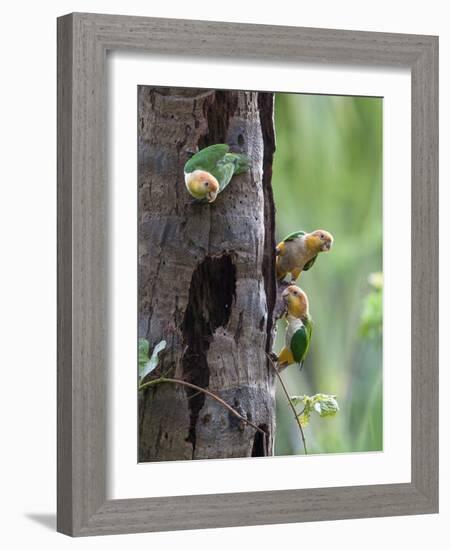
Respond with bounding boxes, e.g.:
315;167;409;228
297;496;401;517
276;229;334;281
184;144;249;203
277;285;313;370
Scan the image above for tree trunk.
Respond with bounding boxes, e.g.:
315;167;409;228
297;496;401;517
138;87;277;461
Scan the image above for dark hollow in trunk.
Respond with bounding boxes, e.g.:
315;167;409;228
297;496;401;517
138;87;277;461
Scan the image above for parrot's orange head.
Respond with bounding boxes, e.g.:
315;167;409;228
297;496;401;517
185;170;220;202
282;285;309;318
307;229;334;253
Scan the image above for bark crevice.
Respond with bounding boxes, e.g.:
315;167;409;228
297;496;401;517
199;91;239;147
181;254;237;454
252;424;269;457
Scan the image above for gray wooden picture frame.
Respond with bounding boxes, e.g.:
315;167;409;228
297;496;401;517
57;12;438;537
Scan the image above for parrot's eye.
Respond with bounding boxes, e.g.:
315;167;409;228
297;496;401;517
320;233;325;239
204;181;209;187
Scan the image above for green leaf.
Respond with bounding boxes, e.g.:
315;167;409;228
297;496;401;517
298;407;312;427
290;395;309;407
312;394;340;417
138;339;150;372
291;395;314;427
291;393;339;427
139;339;167;382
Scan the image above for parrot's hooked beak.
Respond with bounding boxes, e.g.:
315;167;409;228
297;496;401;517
320;233;334;251
207;191;218;203
282;287;291;303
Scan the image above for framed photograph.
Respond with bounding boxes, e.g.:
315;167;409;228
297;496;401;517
57;13;438;536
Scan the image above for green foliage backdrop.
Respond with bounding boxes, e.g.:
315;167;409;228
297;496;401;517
272;93;383;456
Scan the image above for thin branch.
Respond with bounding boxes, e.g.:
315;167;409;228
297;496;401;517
139;376;267;439
266;353;308;455
186;390;203;400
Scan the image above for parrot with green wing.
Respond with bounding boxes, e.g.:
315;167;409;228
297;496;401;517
184;144;249;203
277;285;313;371
276;229;334;282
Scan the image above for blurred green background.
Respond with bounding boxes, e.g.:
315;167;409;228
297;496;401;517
272;93;383;456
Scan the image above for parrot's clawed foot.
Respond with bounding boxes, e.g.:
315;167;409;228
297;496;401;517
268;351;279;364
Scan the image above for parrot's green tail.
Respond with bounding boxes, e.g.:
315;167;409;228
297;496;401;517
225;152;249;175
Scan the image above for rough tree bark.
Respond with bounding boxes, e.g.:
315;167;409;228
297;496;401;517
138;87;277;461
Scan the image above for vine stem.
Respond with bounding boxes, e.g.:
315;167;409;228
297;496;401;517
266;353;308;455
139;376;267;440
